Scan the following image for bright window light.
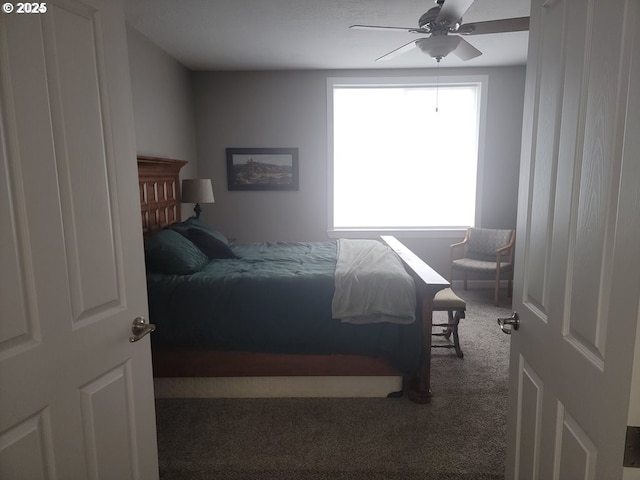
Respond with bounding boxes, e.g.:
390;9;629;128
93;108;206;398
329;78;483;231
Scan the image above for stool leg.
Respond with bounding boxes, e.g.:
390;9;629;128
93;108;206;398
444;311;454;340
453;311;464;358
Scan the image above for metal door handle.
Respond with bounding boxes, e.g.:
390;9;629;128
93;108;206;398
497;311;519;335
130;316;155;342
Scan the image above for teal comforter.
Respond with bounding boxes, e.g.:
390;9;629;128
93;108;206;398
146;241;422;374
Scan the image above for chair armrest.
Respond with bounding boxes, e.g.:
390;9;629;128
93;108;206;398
496;245;511;263
449;236;469;262
450;238;468;249
495;232;516;263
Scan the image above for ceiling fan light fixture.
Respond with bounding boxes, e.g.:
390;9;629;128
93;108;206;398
416;36;461;61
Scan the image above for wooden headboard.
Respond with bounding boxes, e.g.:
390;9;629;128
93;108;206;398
137;156;187;233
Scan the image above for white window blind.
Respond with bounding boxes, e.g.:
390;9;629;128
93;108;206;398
329;77;485;231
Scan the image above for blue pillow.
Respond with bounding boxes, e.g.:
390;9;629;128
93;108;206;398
169;218;230;245
144;229;209;274
181;228;237;259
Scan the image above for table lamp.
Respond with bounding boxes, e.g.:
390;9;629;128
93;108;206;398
181;179;214;219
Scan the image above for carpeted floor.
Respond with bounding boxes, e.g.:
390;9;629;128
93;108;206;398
155;288;512;480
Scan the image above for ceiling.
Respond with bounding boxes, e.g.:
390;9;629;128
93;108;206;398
124;0;531;71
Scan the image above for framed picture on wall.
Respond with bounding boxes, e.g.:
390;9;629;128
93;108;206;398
226;147;299;191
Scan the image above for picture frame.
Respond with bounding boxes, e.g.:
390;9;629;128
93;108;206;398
226;148;299;191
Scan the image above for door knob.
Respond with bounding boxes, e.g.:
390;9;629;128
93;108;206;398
130;316;156;342
497;311;520;335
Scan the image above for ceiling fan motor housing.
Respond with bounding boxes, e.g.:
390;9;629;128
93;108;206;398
419;5;460;32
418;6;441;30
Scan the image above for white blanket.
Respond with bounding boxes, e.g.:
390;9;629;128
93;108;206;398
332;239;416;324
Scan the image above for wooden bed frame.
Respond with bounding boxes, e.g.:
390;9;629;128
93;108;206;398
138;156;448;403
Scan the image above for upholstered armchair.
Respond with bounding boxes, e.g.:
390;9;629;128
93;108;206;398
450;228;516;306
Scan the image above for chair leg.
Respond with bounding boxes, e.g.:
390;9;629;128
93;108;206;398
463;272;468;291
495;269;501;306
508;279;513;298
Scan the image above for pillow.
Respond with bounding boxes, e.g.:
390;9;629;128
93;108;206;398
169;218;230;245
144;229;209;274
182;228;237;259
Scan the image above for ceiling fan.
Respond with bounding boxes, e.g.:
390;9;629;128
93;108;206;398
350;0;529;63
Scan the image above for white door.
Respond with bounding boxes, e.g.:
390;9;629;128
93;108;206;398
505;0;640;478
0;1;158;478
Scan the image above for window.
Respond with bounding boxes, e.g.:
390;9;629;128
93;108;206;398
328;76;486;233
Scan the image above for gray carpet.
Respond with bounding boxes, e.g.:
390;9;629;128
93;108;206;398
155;288;512;480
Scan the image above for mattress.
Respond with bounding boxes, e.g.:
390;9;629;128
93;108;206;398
146;241;422;374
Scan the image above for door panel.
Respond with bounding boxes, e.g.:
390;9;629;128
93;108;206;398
0;1;158;478
523;0;565;314
0;411;55;480
567;0;619;360
507;0;640;478
515;358;543;480
556;406;597;480
0;130;39;355
44;2;122;324
80;364;136;480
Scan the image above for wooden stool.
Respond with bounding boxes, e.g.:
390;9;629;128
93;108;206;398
432;288;466;358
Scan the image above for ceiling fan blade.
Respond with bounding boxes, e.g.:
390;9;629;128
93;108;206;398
349;24;426;34
376;39;418;62
457;16;530;35
452;36;482;61
436;0;475;26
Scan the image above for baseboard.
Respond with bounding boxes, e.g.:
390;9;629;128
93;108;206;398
154;376;404;399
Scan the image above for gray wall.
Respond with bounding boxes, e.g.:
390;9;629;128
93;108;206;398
126;26;198;219
193;66;526;276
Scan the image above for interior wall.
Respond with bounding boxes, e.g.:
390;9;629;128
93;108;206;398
193;66;526;276
126;26;198;220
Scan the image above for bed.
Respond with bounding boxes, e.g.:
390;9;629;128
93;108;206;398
138;156;448;403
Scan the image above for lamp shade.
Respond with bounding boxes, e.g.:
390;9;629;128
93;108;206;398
181;179;215;204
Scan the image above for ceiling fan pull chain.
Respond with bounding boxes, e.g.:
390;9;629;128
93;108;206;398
435;60;440;112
